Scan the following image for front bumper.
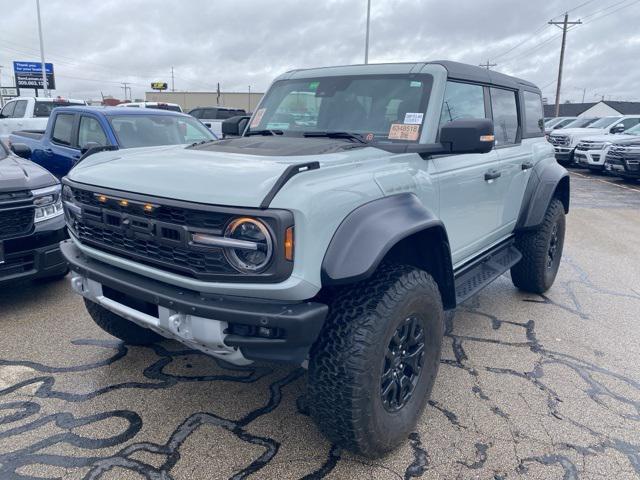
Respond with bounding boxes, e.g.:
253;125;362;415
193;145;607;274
574;149;605;169
605;161;640;178
553;146;574;163
0;217;67;285
61;240;328;365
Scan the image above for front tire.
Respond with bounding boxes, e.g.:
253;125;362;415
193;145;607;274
308;264;444;457
84;299;163;345
511;198;566;293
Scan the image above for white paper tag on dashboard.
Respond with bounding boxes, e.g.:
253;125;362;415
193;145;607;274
404;112;424;125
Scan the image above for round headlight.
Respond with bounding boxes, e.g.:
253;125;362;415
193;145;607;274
223;218;273;273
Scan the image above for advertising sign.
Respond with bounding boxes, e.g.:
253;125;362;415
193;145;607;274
151;82;168;91
13;61;55;90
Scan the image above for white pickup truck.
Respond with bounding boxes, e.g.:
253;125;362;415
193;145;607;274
548;115;640;164
0;97;86;146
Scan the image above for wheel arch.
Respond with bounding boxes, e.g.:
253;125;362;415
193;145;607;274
321;193;456;309
516;159;570;231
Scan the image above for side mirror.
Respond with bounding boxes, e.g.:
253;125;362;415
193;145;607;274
222;115;250;138
440;119;495;154
10;143;32;159
80;142;100;154
611;124;626;134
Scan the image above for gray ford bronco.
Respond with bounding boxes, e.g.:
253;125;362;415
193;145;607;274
60;61;569;457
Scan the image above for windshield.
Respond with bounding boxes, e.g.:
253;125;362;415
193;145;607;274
564;118;598;128
247;74;433;143
34;101;85;118
148;104;182;113
588;117;622;128
108;114;216;148
545;117;566;128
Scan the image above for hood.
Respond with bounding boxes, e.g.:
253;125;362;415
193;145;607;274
68;138;389;208
609;134;640;147
576;134;621;143
0;154;58;193
551;127;605;136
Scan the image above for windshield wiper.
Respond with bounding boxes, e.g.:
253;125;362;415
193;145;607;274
303;131;368;144
245;129;284;136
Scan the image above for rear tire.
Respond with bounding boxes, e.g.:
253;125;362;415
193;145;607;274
511;198;566;294
84;299;163;345
308;264;444;457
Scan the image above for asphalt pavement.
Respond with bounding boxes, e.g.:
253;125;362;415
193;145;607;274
1;170;639;479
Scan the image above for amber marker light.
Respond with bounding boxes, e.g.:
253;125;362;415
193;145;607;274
480;135;495;142
119;199;129;207
97;195;108;203
284;227;294;261
143;204;154;212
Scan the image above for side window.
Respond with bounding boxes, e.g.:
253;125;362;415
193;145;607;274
190;109;202;119
439;81;486;127
12;100;28;118
78;116;108;147
51;114;75;146
1;101;16;118
523;91;544;135
490;88;519;145
204;109;218;119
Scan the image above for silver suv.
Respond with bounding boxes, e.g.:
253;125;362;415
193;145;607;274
61;61;569;457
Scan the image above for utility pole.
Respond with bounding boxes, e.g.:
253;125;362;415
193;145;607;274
549;13;581;117
479;60;497;70
171;66;175;92
248;85;251;112
581;88;586;103
121;82;131;101
364;0;371;64
35;0;49;97
0;65;3;107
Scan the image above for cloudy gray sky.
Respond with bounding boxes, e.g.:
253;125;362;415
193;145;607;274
1;0;638;103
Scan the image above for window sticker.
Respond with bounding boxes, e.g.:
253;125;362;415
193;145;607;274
308;81;320;91
404;112;424;125
250;108;266;128
410;81;422;87
388;123;420;141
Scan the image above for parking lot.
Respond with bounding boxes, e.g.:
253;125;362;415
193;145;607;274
0;170;637;479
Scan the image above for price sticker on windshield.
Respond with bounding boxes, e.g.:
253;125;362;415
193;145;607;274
388;123;420;141
250;108;266;129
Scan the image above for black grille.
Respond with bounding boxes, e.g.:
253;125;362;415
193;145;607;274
76;222;236;277
0;207;34;240
72;188;228;230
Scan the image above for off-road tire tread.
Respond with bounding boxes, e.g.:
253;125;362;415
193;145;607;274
84;299;162;345
511;198;564;293
308;263;442;457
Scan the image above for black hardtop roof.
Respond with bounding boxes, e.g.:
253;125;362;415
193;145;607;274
429;60;540;92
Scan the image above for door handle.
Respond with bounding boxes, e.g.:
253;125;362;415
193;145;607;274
484;169;501;181
521;161;534;170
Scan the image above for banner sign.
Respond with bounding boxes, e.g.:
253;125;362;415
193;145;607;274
13;61;55;90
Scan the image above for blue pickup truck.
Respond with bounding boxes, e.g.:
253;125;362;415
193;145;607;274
9;106;217;177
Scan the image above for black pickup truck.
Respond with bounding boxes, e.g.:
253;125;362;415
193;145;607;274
0;141;67;285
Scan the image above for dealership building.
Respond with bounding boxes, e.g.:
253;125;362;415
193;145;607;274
145;91;264;113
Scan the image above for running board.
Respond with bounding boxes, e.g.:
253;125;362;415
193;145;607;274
453;240;522;305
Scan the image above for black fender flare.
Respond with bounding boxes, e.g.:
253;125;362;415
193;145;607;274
321;193;455;307
516;158;570;230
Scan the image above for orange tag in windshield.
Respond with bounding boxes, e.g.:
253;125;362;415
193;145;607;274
388;123;420;141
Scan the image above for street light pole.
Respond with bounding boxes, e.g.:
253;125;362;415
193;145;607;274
364;0;371;64
35;0;49;97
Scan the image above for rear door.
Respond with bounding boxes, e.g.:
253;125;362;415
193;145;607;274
433;81;503;265
489;87;531;235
